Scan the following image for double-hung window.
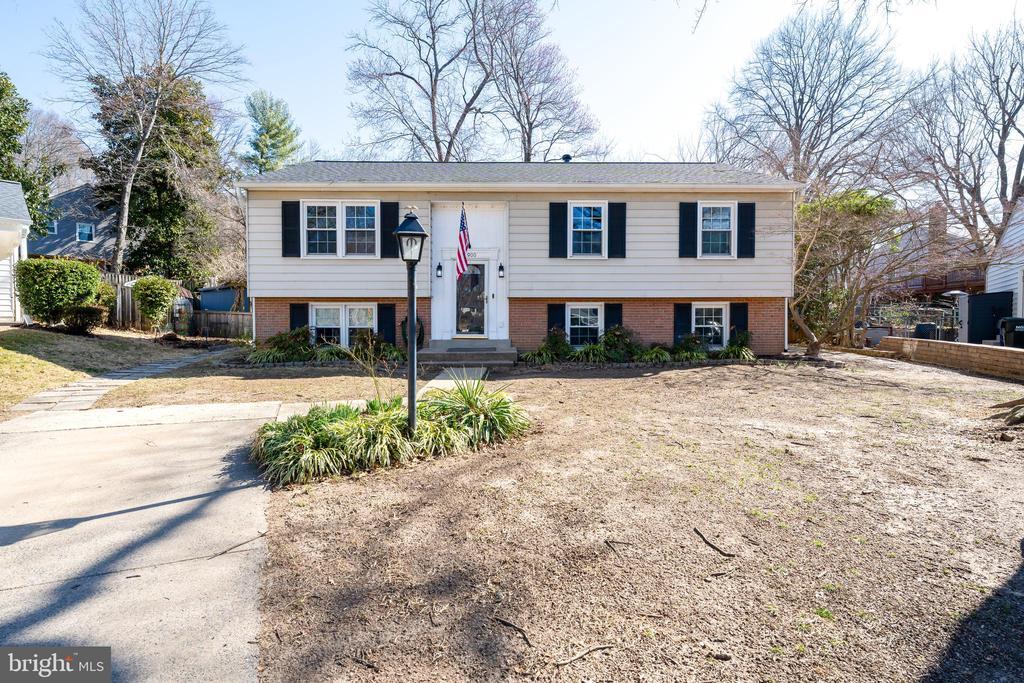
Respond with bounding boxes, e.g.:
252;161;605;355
76;222;94;242
699;202;735;258
303;201;380;257
343;204;378;256
693;303;729;348
567;303;603;346
47;220;57;235
569;202;607;257
304;204;338;255
309;303;376;347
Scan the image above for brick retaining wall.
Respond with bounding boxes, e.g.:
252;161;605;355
878;336;1024;381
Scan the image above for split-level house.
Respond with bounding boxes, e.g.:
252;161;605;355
239;161;800;359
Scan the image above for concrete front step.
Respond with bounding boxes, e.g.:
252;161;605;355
418;339;518;366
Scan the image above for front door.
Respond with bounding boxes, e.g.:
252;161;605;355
455;263;486;336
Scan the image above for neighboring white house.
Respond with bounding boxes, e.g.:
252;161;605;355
986;204;1024;316
238;161;801;358
0;180;32;324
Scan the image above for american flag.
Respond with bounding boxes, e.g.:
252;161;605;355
456;203;472;279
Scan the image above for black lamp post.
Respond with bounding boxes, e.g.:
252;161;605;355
394;209;428;432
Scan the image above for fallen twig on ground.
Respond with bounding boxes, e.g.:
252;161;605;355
705;567;738;582
693;528;736;558
604;539;635;559
554;644;613;667
991;397;1024;409
494;616;533;647
208;530;267;559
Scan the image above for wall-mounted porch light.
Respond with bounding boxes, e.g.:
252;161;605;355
498;263;505;278
436;262;443;278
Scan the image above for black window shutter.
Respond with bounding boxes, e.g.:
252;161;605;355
679;203;698;258
377;303;396;344
608;202;626;258
737;202;756;258
673;303;692;345
380;202;400;258
730;302;749;335
289;303;308;331
281;201;301;257
547;303;565;332
605;303;622;329
549;203;568;258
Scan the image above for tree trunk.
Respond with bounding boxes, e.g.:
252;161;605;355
113;107;161;274
788;299;822;358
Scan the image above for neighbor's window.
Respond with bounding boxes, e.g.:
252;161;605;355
305;204;338;255
567;304;602;346
47;220;57;235
343;204;377;256
346;305;375;345
311;306;342;344
76;222;95;242
310;304;376;347
693;304;727;348
699;204;734;257
570;202;605;257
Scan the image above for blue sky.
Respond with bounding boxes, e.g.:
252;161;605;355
1;0;1019;160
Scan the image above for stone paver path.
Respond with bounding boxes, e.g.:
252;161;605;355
11;352;218;412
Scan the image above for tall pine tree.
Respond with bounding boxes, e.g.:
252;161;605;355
242;90;301;174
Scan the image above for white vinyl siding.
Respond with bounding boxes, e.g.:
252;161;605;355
247;193;432;298
506;193;794;298
986;207;1024;315
0;249;15;322
247;190;795;300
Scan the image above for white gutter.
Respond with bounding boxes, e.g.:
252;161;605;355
237;181;805;193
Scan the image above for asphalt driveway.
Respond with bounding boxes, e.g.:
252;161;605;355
0;405;274;681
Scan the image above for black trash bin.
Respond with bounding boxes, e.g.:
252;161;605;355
913;323;938;340
999;318;1024;348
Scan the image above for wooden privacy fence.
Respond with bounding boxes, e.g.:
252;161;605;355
172;308;253;339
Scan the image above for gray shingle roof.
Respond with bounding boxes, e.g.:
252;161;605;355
0;180;31;224
239;161;802;189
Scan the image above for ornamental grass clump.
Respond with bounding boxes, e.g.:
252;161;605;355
568;342;609;363
637;345;672;363
251;379;529;486
251;404;359;485
420;377;530;448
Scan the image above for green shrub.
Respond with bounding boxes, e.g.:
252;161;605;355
568;342;609;363
63;304;105;335
521;347;555;364
96;281;117;322
673;348;709;362
600;325;640;362
420;377;530;448
248;326;315;364
637;345;672;363
132;275;177;330
718;331;756;361
313;344;348;362
15;258;101;325
542;327;573;360
251;404;360;485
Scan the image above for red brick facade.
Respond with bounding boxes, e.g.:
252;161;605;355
254;297;432;343
255;296;786;355
509;297;786;355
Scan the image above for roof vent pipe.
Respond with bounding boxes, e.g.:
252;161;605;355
561;154;572;163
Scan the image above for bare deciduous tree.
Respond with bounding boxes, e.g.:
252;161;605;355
898;21;1024;268
18;109;93;193
348;0;493;161
45;0;245;273
705;10;907;195
485;0;606;161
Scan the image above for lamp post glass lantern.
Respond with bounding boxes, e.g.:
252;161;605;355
394;210;428;432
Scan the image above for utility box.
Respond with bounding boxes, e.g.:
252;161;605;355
999;317;1024;348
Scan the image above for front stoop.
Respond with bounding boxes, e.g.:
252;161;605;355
418;339;518;368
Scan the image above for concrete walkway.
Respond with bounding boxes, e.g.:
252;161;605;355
0;403;268;682
11;352;218;412
416;366;487;398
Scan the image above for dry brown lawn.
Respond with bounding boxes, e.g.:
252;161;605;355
95;359;426;408
0;326;190;419
259;353;1024;682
